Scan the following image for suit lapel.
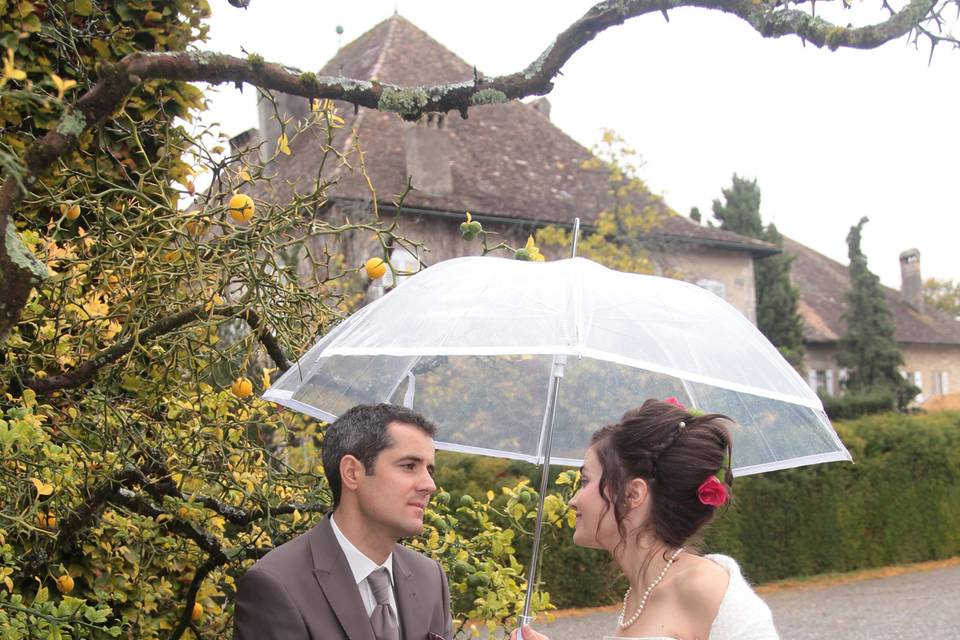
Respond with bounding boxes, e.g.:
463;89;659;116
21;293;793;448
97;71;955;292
309;515;376;640
393;547;427;640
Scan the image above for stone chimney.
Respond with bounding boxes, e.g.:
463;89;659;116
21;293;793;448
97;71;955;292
530;97;551;120
228;128;262;157
257;92;311;162
403;114;452;195
899;248;924;313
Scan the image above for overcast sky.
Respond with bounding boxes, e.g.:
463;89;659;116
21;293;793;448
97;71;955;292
200;0;959;289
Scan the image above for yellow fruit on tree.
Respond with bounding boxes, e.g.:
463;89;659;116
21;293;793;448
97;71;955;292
55;574;74;594
365;257;387;279
191;602;203;621
231;377;253;399
227;193;254;222
36;512;56;528
60;203;81;220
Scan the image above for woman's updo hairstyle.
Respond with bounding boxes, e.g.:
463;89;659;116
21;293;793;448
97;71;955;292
589;398;733;550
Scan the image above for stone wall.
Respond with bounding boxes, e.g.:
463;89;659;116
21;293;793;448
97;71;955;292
801;342;958;402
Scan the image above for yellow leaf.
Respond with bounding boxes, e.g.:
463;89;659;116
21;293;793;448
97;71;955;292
277;133;291;155
486;490;495;501
49;73;77;100
525;235;536;250
237;168;252;182
1;48;26;87
465;211;472;222
30;477;54;496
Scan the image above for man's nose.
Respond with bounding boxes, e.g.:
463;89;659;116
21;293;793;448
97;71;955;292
420;470;436;493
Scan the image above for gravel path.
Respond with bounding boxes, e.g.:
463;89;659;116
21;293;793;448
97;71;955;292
480;564;960;639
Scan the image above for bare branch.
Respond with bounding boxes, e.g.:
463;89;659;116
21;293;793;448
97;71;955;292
22;304;291;395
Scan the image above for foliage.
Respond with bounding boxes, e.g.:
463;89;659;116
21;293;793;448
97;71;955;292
0;5;563;639
534;130;669;273
704;410;960;582
711;175;805;369
820;388;896;420
923;277;960;318
836;217;917;409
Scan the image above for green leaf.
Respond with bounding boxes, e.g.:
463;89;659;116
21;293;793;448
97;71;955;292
71;0;93;16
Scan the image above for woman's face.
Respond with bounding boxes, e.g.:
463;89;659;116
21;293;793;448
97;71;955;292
568;446;620;551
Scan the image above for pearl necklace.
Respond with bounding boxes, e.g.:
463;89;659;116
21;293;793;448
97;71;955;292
617;546;684;629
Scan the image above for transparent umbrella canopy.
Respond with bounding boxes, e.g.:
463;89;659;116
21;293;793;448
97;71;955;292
265;256;850;475
263;254;851;627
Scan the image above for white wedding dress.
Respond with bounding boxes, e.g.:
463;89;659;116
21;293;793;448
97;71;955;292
602;554;778;640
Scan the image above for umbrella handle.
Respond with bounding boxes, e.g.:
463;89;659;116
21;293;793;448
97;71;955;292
515;615;535;640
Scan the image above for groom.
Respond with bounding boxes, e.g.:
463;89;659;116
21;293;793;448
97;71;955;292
233;404;453;640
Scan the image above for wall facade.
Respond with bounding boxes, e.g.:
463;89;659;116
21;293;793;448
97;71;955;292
802;342;958;403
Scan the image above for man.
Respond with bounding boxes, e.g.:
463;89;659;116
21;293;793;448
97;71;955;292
234;404;452;640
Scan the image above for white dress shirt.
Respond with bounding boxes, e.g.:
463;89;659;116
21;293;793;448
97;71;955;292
329;514;398;617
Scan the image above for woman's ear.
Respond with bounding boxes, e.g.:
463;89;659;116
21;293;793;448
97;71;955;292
625;477;649;509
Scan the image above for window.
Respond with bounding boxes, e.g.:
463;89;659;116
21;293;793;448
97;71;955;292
390;246;420;287
695;278;726;300
810;369;835;396
932;371;949;396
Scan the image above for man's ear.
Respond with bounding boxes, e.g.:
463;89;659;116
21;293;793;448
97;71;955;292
339;455;365;492
625;477;649;509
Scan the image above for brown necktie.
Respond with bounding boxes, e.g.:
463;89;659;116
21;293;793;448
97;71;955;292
367;568;399;640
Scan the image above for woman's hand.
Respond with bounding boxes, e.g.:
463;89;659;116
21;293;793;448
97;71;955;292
509;625;550;640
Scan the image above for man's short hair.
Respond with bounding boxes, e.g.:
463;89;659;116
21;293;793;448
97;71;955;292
321;404;437;507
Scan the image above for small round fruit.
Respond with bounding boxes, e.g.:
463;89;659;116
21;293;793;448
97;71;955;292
514;248;531;261
458;494;475;508
227;194;255;222
56;574;74;594
459;220;482;241
365;257;387;279
231;377;253;399
61;204;81;220
191;602;203;621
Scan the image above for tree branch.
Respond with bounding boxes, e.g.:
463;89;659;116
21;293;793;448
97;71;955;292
22;304;291;395
18;460;326;587
0;0;951;339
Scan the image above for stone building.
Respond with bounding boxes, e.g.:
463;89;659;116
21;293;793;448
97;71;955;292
785;239;959;403
232;14;775;323
230;14;959;404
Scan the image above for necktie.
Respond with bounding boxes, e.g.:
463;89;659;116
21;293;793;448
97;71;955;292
367;568;400;640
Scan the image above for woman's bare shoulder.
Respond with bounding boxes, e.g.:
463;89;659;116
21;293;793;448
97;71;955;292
670;554;730;619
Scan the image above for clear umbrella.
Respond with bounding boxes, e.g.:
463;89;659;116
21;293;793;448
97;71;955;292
264;246;850;626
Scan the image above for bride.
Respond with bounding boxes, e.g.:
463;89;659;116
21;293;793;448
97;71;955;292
512;399;778;640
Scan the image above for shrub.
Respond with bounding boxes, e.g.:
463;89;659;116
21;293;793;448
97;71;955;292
821;388;896;420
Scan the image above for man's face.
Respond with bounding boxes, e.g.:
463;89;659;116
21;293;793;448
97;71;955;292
355;421;437;540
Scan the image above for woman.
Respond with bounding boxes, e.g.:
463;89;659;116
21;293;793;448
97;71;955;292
512;398;778;640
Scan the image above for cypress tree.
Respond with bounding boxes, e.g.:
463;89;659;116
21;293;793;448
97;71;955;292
712;175;806;369
836;217;917;408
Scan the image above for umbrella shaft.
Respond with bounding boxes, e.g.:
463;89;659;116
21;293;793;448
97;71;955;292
521;358;565;621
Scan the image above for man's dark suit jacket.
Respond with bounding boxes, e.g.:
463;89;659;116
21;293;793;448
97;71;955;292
233;514;453;640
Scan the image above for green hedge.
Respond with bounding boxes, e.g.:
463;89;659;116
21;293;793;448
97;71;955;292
439;411;960;608
820;389;896;420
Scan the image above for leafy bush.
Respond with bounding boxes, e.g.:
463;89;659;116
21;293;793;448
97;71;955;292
821;388;896;420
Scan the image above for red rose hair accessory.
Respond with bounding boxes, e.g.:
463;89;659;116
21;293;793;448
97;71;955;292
697;476;728;507
664;396;686;410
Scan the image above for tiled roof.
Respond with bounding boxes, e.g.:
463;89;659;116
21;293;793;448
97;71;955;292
246;15;774;256
783;236;960;345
